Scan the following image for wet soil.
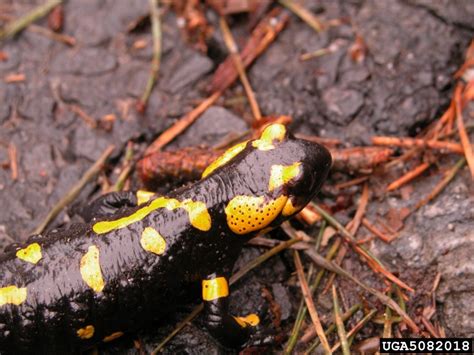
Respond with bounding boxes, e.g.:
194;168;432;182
0;0;473;353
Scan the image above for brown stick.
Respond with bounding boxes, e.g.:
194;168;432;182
411;157;466;214
219;16;261;121
372;136;464;154
144;91;221;155
386;162;431;191
8;143;18;181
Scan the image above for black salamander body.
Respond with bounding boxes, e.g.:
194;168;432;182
0;124;331;353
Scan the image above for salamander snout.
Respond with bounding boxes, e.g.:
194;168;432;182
278;138;332;215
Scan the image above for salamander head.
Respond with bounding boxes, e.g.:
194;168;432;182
204;123;332;235
255;123;332;219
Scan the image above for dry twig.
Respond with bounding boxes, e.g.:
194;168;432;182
33;145;115;234
0;0;62;41
219;16;262;121
136;0;162;113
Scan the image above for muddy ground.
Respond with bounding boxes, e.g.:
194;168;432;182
0;0;473;354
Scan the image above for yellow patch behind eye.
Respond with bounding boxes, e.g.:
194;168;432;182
0;285;27;306
225;195;288;234
103;331;124;342
234;313;260;328
136;190;155;205
202;277;229;301
202;141;248;178
93;197;211;234
268;162;301;192
140;227;166;255
16;243;42;264
252;123;287;151
80;245;105;293
77;325;95;339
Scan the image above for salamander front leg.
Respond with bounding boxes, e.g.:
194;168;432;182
202;275;261;348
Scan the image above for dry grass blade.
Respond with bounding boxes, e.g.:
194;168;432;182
304;249;420;333
331;309;377;352
278;0;323;32
152;238;301;352
332;286;350;355
219;16;262;121
33;145;115;234
323;184;369;292
137;0;162;113
309;203;414;292
230;237;301;283
111;142;134;192
151;304;204;355
454;84;474;179
293;250;332;354
144;91;221;155
412;157;466;213
0;0;62;41
303;303;360;353
386;162;431;191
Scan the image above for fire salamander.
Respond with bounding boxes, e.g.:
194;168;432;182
0;123;331;353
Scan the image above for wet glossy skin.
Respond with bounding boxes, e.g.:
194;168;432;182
0;124;331;353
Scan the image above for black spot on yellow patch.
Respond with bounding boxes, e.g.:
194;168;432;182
16;242;42;264
202;277;229;301
225;195;288;234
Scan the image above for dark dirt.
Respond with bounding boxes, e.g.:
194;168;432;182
0;0;473;353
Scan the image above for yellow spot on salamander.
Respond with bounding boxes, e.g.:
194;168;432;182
252;123;287;151
16;243;42;264
103;331;124;342
93;197;211;234
140;227;166;255
202;277;229;301
0;285;27;306
136;190;155;205
268;162;301;192
225;195;288;234
282;198;302;216
80;245;105;293
181;200;212;231
77;325;95;339
234;313;260;328
202;141;249;178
